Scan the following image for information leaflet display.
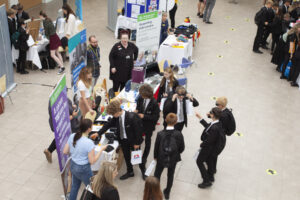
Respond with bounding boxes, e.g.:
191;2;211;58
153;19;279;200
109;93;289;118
49;75;72;196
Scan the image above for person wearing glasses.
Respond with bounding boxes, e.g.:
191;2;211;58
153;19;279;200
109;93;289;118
87;35;101;87
195;107;226;189
162;86;199;131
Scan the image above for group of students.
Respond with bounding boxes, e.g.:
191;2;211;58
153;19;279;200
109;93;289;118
6;3;78;75
253;0;300;87
44;62;236;199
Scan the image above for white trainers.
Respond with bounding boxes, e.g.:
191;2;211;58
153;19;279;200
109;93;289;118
57;67;65;75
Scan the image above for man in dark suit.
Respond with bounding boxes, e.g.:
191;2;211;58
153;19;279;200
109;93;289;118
195;107;226;189
95;100;143;180
281;0;291;14
163;86;199;131
261;3;277;49
7;9;16;45
135;84;160;179
253;0;273;54
154;113;185;200
17;19;29;74
16;4;29;28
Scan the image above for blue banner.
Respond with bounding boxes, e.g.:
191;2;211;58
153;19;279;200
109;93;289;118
75;0;83;20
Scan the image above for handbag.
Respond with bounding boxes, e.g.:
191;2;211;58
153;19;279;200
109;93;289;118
131;149;142;165
80;185;96;200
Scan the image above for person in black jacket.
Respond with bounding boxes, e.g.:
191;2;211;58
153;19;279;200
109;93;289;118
109;31;138;92
270;6;283;53
94;99;143;180
157;67;179;103
253;1;273;54
17;19;29;74
281;0;291;15
154;113;185;200
261;3;277;49
195;107;225;189
16;4;29;28
91;162;120;200
163;86;199;131
135;84;160;180
7;9;16;45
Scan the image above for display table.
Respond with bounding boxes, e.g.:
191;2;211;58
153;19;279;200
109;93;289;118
11;38;49;69
91;134;119;171
157;35;193;66
114;15;137;39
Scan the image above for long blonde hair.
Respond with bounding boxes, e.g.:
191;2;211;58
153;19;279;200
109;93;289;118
92;162;117;198
160;67;175;87
78;67;92;88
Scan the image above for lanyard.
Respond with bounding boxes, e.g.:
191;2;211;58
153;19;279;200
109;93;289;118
89;45;99;60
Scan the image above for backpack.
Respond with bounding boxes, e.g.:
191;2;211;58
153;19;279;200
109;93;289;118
11;31;20;49
254;7;265;25
226;109;236;136
161;133;178;167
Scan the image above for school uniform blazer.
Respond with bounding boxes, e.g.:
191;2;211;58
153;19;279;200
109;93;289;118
7;17;16;38
163;96;199;127
199;119;225;157
157;78;179;103
17;27;29;52
136;97;160;133
98;111;143;146
17;11;29;28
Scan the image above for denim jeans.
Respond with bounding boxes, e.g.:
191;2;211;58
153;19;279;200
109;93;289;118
203;0;216;22
69;160;93;200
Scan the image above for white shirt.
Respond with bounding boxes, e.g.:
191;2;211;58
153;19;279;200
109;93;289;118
165;80;170;93
77;80;92;98
166;126;174;130
120;111;127;139
64;14;78;37
143;99;150;112
206;120;219;132
177;98;184;123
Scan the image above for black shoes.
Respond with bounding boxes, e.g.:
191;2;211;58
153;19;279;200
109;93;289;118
280;75;287;79
253;49;263;54
163;189;170;200
209;176;215;182
197;12;200;16
199;14;203;18
198;182;212;189
206;21;213;24
20;70;29;74
120;172;134;180
291;82;299;87
139;164;147;180
260;45;269;50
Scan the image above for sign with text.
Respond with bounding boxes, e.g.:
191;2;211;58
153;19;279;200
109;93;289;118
136;11;161;63
50;74;72;196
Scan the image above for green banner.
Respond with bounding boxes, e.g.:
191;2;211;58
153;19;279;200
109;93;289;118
137;11;158;22
50;75;66;107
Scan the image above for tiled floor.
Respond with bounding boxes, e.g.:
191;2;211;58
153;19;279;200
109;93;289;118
1;0;300;199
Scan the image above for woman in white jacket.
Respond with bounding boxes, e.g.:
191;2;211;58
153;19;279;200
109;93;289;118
61;4;78;51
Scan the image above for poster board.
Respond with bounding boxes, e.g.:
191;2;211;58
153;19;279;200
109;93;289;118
68;29;87;94
136;11;161;64
49;74;72;196
27;20;40;41
126;0;160;18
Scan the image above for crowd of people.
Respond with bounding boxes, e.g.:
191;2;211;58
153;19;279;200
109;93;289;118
253;0;300;87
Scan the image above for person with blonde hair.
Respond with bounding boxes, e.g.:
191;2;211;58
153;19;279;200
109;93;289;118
91;162;120;200
157;67;178;103
78;67;94;117
143;176;163;200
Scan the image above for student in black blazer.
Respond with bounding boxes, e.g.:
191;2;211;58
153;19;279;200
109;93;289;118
16;4;29;28
94;100;143;180
163;86;199;131
7;9;16;44
17;19;29;74
281;0;291;15
135;84;160;179
154;113;185;200
157;67;178;103
195;107;226;189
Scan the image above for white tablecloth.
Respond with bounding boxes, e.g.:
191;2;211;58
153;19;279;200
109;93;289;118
157;35;193;65
114;15;137;39
91;134;119;171
11;38;49;69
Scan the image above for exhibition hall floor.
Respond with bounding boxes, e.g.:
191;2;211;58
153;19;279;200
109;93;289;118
1;0;300;199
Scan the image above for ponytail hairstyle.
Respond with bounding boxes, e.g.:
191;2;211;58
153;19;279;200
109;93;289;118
73;119;93;147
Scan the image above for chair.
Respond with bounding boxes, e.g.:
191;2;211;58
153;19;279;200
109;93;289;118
177;78;187;89
178;57;194;75
163;60;169;70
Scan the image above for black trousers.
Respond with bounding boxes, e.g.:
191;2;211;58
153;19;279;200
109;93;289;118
141;131;153;166
48;138;56;153
113;79;126;92
120;139;133;173
154;162;177;195
169;3;177;28
61;37;68;49
174;122;185;132
253;25;264;51
261;26;271;46
196;149;214;183
17;50;27;72
271;33;280;52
